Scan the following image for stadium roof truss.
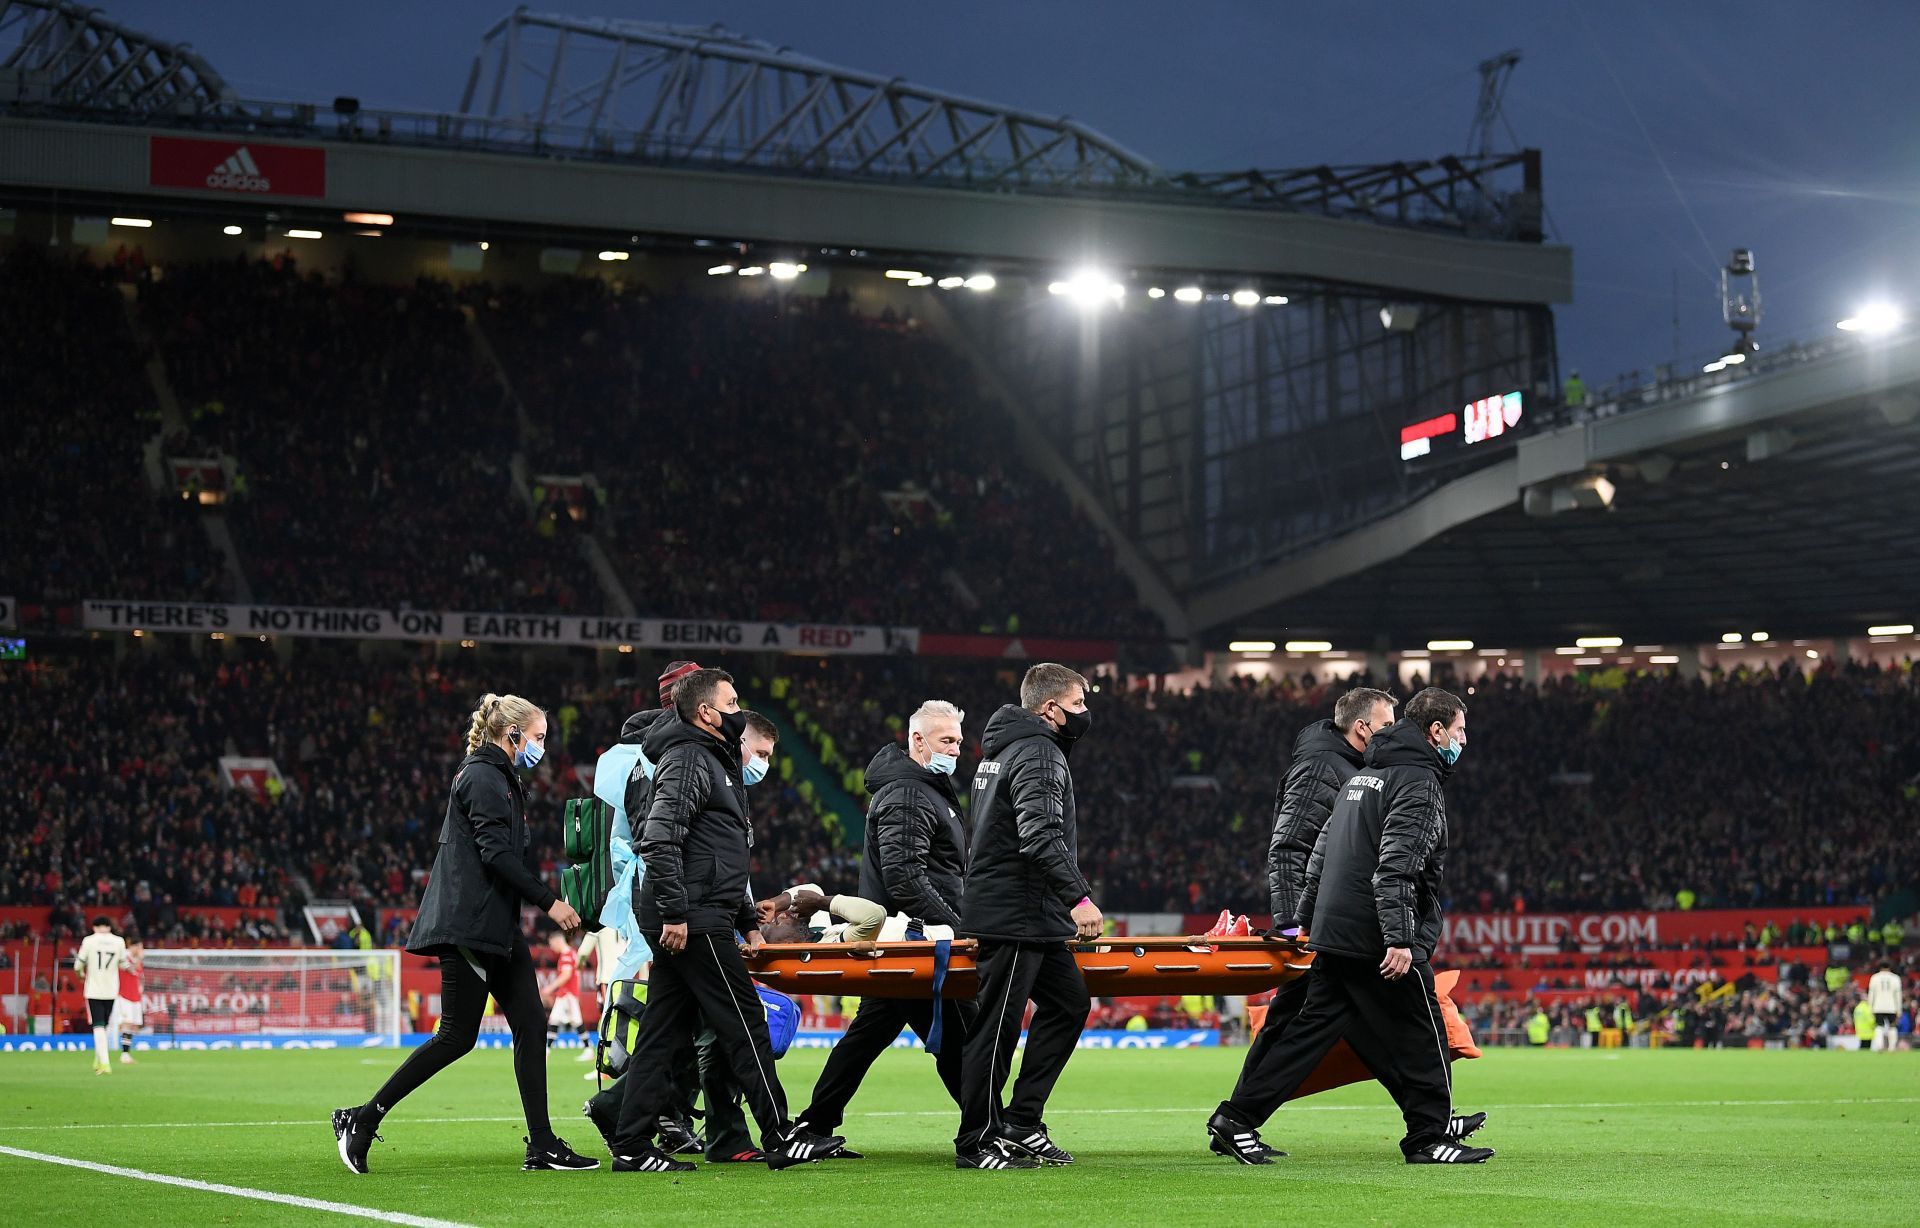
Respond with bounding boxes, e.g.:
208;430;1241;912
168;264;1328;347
457;10;1166;191
0;0;233;117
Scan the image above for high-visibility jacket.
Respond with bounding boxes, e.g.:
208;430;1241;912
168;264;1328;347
1853;999;1877;1043
1527;1012;1551;1045
1585;1007;1603;1032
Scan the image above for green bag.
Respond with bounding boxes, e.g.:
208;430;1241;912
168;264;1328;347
558;797;615;931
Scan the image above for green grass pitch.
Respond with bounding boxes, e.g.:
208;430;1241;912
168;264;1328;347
1;1044;1914;1226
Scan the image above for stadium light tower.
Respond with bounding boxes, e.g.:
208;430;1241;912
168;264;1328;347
1721;248;1760;355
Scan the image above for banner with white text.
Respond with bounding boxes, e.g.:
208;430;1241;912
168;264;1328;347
82;599;919;656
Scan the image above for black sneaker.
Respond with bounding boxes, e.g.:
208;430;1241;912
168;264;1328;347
1206;1108;1284;1164
658;1116;705;1156
766;1125;845;1171
995;1122;1074;1165
956;1138;1041;1170
582;1099;616;1151
524;1136;600;1171
1447;1111;1487;1142
331;1106;379;1175
794;1118;863;1159
1408;1139;1495;1164
612;1144;697;1173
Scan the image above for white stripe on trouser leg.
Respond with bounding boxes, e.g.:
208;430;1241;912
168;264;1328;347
1412;970;1453;1111
705;936;781;1144
983;947;1024;1134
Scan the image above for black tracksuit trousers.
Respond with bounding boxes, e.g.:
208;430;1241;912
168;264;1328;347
1227;971;1311;1103
612;933;789;1153
365;938;553;1145
956;941;1090;1153
1222;953;1452;1157
800;996;974;1133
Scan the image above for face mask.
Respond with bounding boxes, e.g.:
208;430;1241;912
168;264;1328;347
927;752;958;776
1055;705;1092;743
708;707;748;744
742;755;769;787
1437;735;1462;765
512;738;544;769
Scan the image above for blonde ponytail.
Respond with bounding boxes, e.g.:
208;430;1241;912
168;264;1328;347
465;692;543;752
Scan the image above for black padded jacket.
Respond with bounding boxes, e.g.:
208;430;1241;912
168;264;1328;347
1298;717;1452;962
1265;719;1367;928
961;705;1093;943
857;743;967;928
408;744;556;958
634;711;757;936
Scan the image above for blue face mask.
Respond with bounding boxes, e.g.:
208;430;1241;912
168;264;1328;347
1438;736;1462;765
742;755;769;787
927;752;958;776
513;738;544;769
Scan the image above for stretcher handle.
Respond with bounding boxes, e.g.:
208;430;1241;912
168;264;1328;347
747;934;1306;958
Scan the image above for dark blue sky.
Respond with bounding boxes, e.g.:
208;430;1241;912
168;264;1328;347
114;0;1920;379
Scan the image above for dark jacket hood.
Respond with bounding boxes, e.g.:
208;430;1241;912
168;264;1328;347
1296;718;1364;769
641;709;730;763
866;742;961;806
981;703;1064;759
1366;716;1454;781
621;707;668;744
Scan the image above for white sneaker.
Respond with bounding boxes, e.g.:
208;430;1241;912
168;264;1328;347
120;1053;135;1065
583;1069;601;1081
574;1048;594;1062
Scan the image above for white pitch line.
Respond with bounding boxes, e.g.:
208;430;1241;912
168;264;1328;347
1;1095;1915;1132
0;1145;477;1228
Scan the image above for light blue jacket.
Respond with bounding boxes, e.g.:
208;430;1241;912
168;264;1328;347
593;741;654;979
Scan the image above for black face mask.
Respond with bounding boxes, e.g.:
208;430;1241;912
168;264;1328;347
1054;705;1092;743
714;708;749;745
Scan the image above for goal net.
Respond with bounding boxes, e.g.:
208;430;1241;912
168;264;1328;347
142;948;403;1047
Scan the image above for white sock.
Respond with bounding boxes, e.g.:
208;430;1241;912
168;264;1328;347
92;1027;109;1066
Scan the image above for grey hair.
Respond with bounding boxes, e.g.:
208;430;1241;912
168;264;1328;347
909;699;966;734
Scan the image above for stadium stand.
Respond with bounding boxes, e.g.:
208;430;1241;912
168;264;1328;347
472;279;1164;637
6;646;1917;926
138;257;605;613
0;248;232;612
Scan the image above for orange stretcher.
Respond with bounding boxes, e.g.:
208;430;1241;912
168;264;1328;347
746;937;1479;1096
747;935;1314;999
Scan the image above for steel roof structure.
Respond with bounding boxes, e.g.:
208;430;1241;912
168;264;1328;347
0;0;232;117
1206;333;1920;646
459;10;1164;191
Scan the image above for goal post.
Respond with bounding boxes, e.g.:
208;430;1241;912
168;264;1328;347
142;948;403;1047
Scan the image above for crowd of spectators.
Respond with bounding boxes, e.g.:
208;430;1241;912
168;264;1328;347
473;279;1162;638
138;257;603;613
4;643;1917;938
755;655;1920;918
1465;947;1920;1049
0;247;230;609
0;647;850;932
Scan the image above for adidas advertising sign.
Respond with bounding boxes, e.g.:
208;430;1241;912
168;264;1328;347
208;145;269;192
149;135;326;198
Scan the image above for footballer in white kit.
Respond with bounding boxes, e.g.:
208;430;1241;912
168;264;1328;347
73;918;128;1074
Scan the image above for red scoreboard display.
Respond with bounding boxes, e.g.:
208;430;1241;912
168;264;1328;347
1400;390;1524;461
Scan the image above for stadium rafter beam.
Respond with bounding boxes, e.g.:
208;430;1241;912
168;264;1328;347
0;0;233;117
456;9;1167;189
1177;150;1543;239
